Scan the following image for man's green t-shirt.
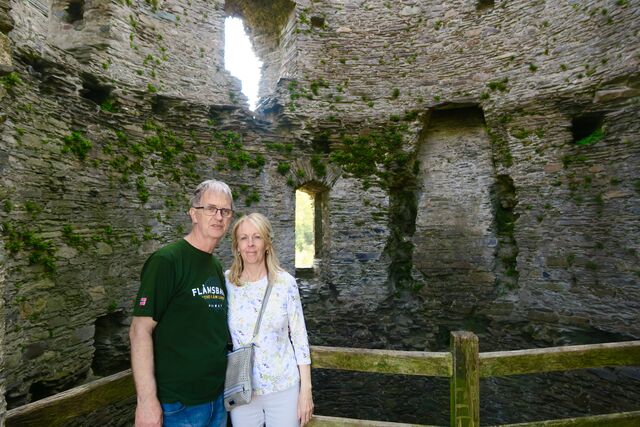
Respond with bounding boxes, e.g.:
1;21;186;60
133;239;229;405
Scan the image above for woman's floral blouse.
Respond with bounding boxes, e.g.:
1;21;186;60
226;270;311;395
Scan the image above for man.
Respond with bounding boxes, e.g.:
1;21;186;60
130;179;235;427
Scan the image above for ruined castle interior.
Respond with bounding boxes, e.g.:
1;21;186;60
0;0;639;424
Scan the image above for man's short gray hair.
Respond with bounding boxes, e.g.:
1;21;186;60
190;179;234;209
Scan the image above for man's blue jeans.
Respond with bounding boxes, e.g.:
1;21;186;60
161;393;227;427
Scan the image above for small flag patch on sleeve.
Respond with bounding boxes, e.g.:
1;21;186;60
139;297;147;306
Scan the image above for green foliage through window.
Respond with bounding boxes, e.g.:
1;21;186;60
575;128;604;146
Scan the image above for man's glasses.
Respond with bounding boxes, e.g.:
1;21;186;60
193;205;234;218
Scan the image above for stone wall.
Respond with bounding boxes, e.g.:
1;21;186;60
272;0;640;351
0;240;6;427
0;66;302;404
9;0;242;104
0;0;639;422
291;0;638;117
0;5;12;423
413;107;496;314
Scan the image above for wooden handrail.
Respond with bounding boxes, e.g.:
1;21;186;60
6;370;134;427
479;339;640;377
486;410;640;427
308;414;437;426
311;345;452;377
5;335;640;427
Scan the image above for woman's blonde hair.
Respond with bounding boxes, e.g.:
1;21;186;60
228;212;283;286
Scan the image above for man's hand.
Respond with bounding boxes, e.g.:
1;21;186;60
130;316;161;427
134;397;162;427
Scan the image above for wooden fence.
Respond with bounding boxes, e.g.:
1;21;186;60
6;331;640;426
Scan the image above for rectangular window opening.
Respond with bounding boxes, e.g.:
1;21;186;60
295;189;315;269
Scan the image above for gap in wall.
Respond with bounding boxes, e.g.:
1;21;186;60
224;17;262;110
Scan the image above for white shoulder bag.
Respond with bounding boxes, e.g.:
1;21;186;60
223;280;272;411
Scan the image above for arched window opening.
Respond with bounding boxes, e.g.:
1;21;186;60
295;189;314;268
295;184;328;274
224;17;262;110
571;112;604;146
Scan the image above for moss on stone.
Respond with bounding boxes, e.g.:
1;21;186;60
488;129;513;168
62;225;87;249
0;71;22;88
2;223;57;273
61;131;92;161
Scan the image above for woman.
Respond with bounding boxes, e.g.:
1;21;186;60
226;213;314;426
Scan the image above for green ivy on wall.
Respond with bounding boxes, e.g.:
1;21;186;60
2;223;57;273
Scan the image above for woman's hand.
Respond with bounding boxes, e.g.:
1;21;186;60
297;386;314;426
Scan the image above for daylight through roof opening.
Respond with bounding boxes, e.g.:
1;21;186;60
224;17;262;110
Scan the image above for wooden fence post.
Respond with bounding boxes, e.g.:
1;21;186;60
450;331;479;427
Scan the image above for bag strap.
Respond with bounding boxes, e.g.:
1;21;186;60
251;278;273;340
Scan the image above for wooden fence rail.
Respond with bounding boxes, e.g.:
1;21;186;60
479;339;640;377
5;370;135;427
310;345;452;377
6;332;640;426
